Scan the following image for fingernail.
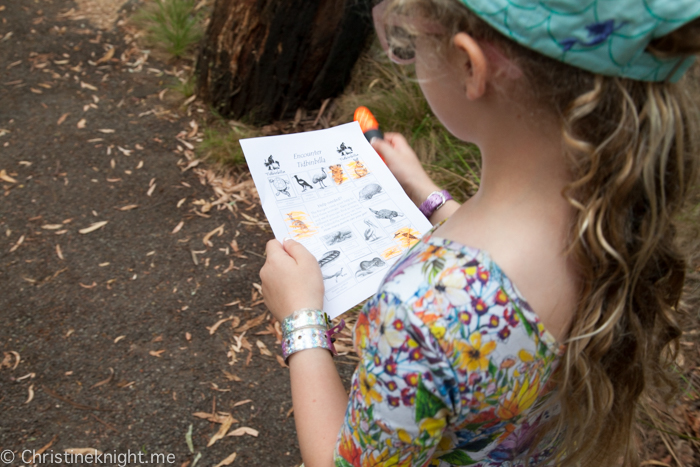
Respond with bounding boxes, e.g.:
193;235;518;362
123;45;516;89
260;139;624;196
282;236;291;243
370;137;378;145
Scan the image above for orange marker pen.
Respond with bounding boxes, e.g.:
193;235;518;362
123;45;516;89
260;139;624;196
354;106;385;162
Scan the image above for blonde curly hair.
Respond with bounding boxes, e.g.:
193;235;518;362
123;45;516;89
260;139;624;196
381;1;700;465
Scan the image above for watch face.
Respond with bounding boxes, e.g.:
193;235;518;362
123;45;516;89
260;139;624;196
428;192;444;207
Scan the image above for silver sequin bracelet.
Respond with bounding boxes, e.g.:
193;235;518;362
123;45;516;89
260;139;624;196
281;309;345;363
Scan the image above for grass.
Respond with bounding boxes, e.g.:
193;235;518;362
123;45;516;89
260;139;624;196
135;0;204;60
198;119;259;167
169;72;196;98
333;45;481;202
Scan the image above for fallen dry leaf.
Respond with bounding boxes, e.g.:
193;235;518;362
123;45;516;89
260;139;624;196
98;129;115;134
149;350;165;358
79;221;108;234
185;332;192;341
256;340;273;357
79;282;97;288
117;204;138;211
80;81;98;91
207;316;235;335
114;335;125;343
232;399;252;408
213;452;237;467
56;244;64;260
226;427;258;437
276;355;288;368
9;235;25;252
76;118;86;129
172;220;184;234
57;113;69;125
146;183;156;196
207;414;235;447
193;411;238;424
0;169;18;183
95;47;115;64
30;436;57;463
203;224;225;247
222;370;241;382
42;224;63;230
91;368;114;389
25;384;34;404
233;314;267;334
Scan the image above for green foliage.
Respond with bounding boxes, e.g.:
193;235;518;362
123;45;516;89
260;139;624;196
136;0;204;59
335;44;482;202
170;73;196;98
198;121;259;167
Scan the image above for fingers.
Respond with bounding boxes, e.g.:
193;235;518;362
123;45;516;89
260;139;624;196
383;132;409;148
282;238;317;267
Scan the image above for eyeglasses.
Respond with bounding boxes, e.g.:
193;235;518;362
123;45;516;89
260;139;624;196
372;0;444;65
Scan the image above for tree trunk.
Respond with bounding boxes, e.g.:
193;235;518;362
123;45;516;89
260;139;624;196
196;0;373;124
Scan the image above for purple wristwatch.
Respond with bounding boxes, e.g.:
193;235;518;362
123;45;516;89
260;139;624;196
418;190;453;218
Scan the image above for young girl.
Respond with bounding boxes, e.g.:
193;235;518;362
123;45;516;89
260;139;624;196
260;1;700;465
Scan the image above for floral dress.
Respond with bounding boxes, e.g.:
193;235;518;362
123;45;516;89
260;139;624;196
334;221;566;467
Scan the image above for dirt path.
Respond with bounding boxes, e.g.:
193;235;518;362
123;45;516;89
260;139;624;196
0;2;355;465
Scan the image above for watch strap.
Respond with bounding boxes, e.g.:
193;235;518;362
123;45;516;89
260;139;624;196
418;190;453;218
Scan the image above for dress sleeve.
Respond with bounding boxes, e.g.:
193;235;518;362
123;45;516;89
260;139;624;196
333;293;460;467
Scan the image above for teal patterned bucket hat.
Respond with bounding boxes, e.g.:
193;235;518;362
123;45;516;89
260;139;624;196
460;0;700;82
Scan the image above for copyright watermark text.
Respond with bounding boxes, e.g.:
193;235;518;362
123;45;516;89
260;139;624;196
1;449;175;466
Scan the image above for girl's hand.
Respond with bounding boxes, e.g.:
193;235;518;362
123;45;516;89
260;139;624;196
371;132;440;206
260;238;324;322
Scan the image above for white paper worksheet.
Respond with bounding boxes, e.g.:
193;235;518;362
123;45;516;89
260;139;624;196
240;122;433;319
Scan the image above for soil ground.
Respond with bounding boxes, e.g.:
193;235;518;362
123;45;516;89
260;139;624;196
1;1;699;467
0;1;355;466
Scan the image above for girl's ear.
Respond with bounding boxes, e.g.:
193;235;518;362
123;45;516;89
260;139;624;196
453;32;488;100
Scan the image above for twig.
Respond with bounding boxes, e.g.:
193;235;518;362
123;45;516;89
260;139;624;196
42;385;114;412
313;98;331;127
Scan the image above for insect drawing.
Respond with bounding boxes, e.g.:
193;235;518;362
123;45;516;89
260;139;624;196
381;245;403;260
285;211;317;238
355;257;385;277
359;183;382;200
347;159;369;179
329;165;348;185
369;208;403;223
323;230;353;245
294;175;313;192
264;155;280;170
336;142;353;156
393;227;420;248
271;177;290;197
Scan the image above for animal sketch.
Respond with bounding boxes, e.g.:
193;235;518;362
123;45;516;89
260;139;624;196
323;268;347;283
337;142;352;156
286;213;309;233
329;165;346;185
355;257;385;277
359;183;382;200
271;177;290;197
312;167;328;188
353;159;368;178
294;175;313;192
323;230;353;245
318;250;341;268
264;155;280;170
370;208;403;223
364;219;379;242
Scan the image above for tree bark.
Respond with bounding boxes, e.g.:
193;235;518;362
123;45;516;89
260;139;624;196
196;0;373;124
